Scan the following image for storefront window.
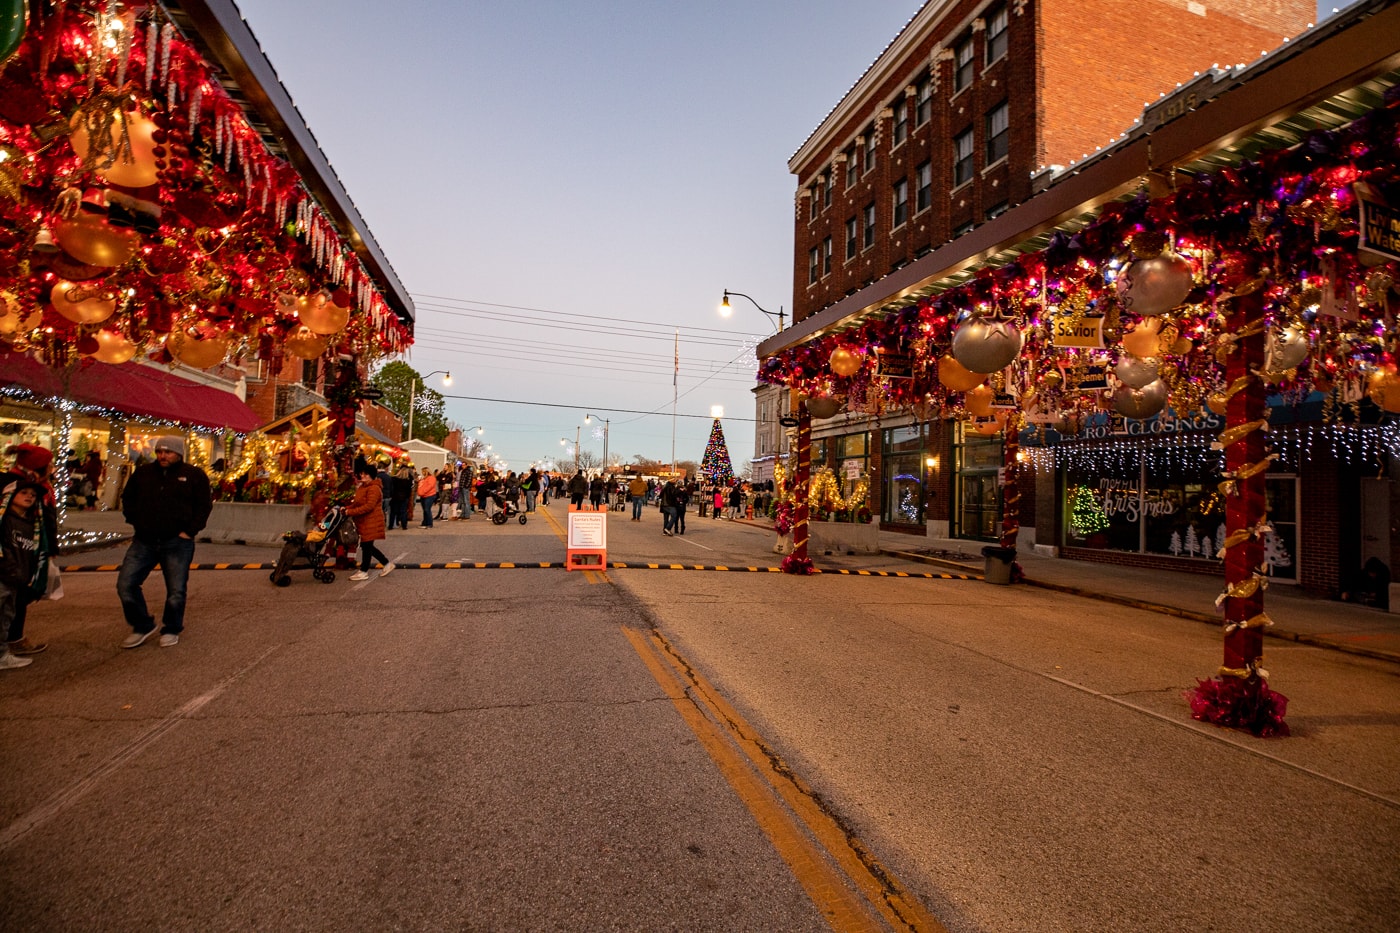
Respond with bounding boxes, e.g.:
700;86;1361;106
954;427;1001;540
830;432;870;498
1265;476;1298;582
882;425;924;526
1065;458;1232;562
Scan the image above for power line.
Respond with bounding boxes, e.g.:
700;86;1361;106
440;392;754;422
412;292;762;338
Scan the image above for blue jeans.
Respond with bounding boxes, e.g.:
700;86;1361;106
631;496;644;520
390;499;409;529
525;490;538;512
117;535;196;635
662;506;677;532
419;495;436;527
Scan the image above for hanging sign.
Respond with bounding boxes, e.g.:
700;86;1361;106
1071;365;1109;391
877;352;914;378
1051;314;1105;348
1358;187;1400;263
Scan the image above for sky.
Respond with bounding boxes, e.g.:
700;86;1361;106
231;0;926;474
231;1;1354;475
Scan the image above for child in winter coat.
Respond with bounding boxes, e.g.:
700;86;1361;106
0;479;45;670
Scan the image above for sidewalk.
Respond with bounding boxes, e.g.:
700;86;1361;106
881;529;1400;665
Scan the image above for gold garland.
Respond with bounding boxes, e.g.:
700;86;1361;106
1219;659;1269;680
1211;418;1269;450
1224;612;1274;635
1215;573;1268;607
773;461;870;513
203;431;329;491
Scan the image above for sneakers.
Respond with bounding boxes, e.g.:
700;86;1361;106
0;652;32;670
8;637;47;655
121;629;156;649
349;570;370;581
159;633;179;648
379;562;395;577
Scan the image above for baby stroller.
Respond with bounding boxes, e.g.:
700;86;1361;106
612;489;626;512
270;506;357;585
490;494;527;525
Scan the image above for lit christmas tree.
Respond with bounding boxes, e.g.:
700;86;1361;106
698;418;735;485
1069;485;1108;536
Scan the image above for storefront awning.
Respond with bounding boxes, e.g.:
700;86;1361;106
0;352;262;434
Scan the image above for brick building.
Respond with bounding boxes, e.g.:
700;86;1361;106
762;0;1398;601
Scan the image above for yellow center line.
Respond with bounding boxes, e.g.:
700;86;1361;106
621;626;884;933
639;628;950;933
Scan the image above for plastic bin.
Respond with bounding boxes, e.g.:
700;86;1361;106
981;546;1016;585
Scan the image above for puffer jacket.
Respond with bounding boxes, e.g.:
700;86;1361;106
344;482;386;542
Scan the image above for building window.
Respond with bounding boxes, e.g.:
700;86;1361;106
822;236;833;276
845;145;858;187
986;5;1008;64
986;200;1008;220
809;246;820;284
863;125;877;174
823;173;832;209
808;186;819;220
916;160;932;213
892;100;908;147
915;77;933;127
863;201;876;250
845;216;858;260
300;358;319;388
953;128;974;187
985;101;1009;165
892;178;909;229
954;35;974;93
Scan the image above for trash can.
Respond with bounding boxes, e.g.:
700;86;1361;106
981;546;1016;585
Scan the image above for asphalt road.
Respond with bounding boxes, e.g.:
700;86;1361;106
2;502;1397;932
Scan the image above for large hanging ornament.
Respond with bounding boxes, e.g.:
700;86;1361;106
284;326;329;360
0;290;39;339
50;278;117;324
1112;379;1169;419
68;105;161;188
91;328;137;364
170;331;230;369
55;213;140;267
1115;250;1194;316
1368;368;1400;413
1263;325;1309;374
804;396;842;420
937;355;986;391
951;316;1023;374
829;346;863;378
965;383;994;417
1114;355;1161;389
296;292;350;336
1121;319;1163;358
0;0;24;68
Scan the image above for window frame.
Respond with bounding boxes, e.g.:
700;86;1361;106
863;126;878;175
915;77;933;127
986;5;1008;65
822;236;833;276
915;160;932;213
953;35;975;94
985;100;1009;167
953;128;975;188
892;177;909;229
892;100;909;148
862;201;876;250
808;245;821;285
845;215;859;261
845;146;858;188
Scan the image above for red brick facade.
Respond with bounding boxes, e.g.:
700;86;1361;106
789;0;1312;322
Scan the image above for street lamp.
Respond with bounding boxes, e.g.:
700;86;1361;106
719;289;785;332
405;370;451;442
560;435;579;472
584;413;609;473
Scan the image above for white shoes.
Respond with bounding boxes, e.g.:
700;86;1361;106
0;652;32;670
349;571;370;581
380;562;395;577
159;633;179;647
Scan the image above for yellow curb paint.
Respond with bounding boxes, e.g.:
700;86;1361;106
621;627;886;933
642;628;949;933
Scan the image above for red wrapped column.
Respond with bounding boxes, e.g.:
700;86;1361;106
788;405;813;573
1000;426;1019;551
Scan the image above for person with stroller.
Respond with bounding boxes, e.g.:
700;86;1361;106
502;471;522;516
346;464;394;581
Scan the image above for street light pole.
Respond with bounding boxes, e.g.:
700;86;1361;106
719;289;785;332
585;413;609;473
405;370;451;442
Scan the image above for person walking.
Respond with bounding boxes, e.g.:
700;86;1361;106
659;480;679;536
417;467;438;528
435;467;454;520
521;468;540;513
390;461;413;530
378;462;393;524
117;436;212;648
588;474;605;511
628;475;648;521
345;464;394;581
727;484;744;521
0;478;46;670
567;470;587;509
3;444;57;656
457;463;475;519
675;481;689;535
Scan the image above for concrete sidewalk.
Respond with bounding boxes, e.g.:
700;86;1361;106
881;529;1400;665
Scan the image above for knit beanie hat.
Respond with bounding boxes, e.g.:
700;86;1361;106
154;436;186;458
6;443;53;473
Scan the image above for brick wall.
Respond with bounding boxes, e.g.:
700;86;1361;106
1063;545;1224;577
1037;0;1312;170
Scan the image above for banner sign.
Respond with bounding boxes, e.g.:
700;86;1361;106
1359;191;1400;263
877;352;914;379
1052;314;1105;348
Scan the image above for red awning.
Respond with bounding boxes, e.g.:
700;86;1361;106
0;351;263;433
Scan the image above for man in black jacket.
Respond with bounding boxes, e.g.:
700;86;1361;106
117;436;212;649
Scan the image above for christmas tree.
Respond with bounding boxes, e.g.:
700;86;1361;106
698;418;735;485
1262;529;1293;573
1069;485;1109;536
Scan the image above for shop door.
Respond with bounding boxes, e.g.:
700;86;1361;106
1360;478;1392;570
958;472;1000;541
1264;476;1298;583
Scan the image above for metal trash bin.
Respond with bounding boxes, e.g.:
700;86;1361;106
981;546;1016;585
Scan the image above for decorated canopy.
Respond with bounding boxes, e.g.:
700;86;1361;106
0;0;413;374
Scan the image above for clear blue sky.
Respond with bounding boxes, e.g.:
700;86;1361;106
233;0;1352;474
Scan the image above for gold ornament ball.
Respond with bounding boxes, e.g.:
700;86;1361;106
55;213;140;268
1368;369;1400;413
0;292;40;340
1121;320;1163;359
829;346;862;377
171;333;230;369
1041;371;1063;391
92;329;138;364
68;108;161;188
937;355;986;391
965;383;995;417
50;278;117;324
297;294;351;335
284;327;329;360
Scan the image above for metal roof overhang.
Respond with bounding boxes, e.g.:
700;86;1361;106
158;0;415;328
758;0;1400;361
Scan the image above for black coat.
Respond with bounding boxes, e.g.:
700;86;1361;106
121;459;213;542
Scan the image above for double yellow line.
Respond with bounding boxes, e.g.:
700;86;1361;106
624;626;947;933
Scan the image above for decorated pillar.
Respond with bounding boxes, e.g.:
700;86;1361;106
1188;274;1289;737
1000;422;1019;551
785;404;814;574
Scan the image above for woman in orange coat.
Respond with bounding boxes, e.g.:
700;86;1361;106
345;463;393;581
